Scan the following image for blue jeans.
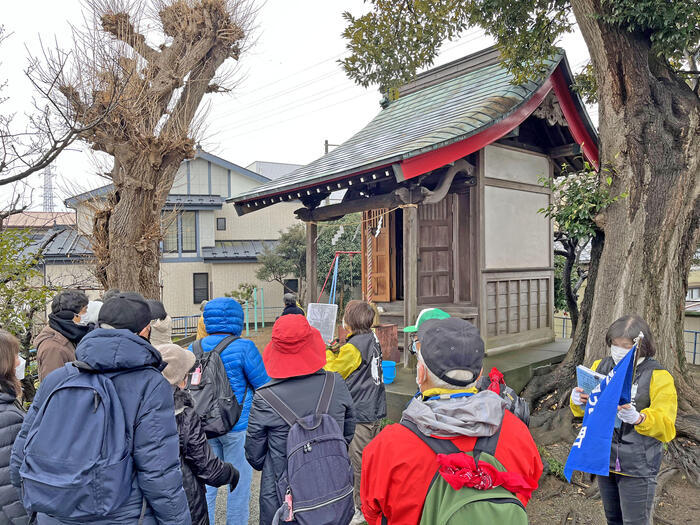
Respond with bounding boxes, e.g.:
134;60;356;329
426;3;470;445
206;430;253;525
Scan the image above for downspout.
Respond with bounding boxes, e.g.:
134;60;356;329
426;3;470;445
422;159;476;204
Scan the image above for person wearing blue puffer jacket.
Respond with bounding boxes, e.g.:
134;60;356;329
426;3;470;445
188;297;270;525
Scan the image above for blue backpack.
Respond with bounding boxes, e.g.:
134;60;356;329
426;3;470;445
19;361;147;521
259;372;354;525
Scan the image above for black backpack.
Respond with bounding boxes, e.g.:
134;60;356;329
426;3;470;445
186;336;245;438
476;367;530;427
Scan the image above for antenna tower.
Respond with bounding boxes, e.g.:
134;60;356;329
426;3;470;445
42;165;55;212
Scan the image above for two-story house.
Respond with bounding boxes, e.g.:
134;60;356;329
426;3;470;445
38;148;300;319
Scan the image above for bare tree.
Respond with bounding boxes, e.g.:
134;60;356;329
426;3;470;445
51;0;254;299
0;25;123;190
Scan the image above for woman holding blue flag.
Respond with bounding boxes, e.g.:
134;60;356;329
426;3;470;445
570;315;677;524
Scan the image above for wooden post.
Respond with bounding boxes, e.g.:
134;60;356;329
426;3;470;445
305;222;318;305
403;204;419;369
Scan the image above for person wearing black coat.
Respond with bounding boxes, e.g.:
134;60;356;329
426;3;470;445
157;344;239;525
245;315;355;525
280;294;305;317
0;330;30;525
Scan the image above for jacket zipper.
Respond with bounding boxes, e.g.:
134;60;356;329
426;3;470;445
292;486;353;514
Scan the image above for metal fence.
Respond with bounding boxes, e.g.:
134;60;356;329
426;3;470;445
554;315;700;365
171;315;200;338
172;306;287;338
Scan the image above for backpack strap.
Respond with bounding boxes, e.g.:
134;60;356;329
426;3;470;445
192;340;204;359
401;419;501;462
258;387;299;427
212;335;240;355
472;425;502;463
400;420;460;455
315;372;335;416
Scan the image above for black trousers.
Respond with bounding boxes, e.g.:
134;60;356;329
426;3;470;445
597;472;657;525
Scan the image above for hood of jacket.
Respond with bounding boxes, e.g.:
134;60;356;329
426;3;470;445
402;390;507;438
75;328;164;372
0;391;16;406
150;315;173;347
34;324;71;349
203;297;243;335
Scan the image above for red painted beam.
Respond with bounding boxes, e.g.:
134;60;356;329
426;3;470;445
550;67;600;170
399;76;554;180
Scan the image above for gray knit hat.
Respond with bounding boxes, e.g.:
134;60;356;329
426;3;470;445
156;344;196;385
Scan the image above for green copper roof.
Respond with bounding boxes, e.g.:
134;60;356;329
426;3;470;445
232;47;564;204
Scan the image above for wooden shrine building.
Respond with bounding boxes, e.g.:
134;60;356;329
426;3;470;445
232;47;598;360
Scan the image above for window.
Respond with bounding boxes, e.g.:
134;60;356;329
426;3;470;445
162;211;197;255
162;217;178;253
687;287;700;301
217;217;227;231
284;279;299;293
181;212;196;253
193;273;209;304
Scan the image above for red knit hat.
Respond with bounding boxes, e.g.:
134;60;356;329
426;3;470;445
263;314;327;379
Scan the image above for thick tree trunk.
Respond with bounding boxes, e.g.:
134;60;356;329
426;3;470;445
562;248;580;334
535;0;700;481
100;152;186;299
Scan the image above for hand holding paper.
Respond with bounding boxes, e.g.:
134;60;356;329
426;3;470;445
571;387;589;406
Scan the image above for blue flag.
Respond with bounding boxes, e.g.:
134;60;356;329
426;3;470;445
563;343;637;481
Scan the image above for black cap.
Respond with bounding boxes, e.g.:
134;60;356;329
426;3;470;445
417;317;484;386
98;292;152;333
146;300;167;321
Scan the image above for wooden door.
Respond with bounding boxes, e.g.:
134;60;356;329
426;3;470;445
418;196;454;303
362;209;392;302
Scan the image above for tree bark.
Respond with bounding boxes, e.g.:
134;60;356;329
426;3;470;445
532;0;700;479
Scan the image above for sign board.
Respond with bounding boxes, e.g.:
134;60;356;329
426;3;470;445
306;303;338;343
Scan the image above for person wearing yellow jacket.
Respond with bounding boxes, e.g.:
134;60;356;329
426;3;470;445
325;300;386;525
570;315;677;525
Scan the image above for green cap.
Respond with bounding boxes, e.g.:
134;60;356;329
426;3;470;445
403;308;451;333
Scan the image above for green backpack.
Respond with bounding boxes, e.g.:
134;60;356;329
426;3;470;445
402;420;529;525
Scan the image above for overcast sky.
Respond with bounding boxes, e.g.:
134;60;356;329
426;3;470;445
2;1;594;211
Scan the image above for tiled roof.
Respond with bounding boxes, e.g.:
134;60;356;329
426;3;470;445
164;195;225;208
5;212;75;229
232;47;564;203
31;227;93;260
202;240;278;261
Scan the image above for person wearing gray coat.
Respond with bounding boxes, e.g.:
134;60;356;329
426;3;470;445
245;315;355;525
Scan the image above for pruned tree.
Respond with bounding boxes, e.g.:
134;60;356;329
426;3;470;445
0;25;122;191
256;224;306;301
341;0;700;481
51;0;254;298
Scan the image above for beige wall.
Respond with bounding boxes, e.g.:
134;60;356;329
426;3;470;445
484;144;549;185
484;186;550;268
43;261;102;298
199;211;216;248
160;260;286;320
215;201;300;241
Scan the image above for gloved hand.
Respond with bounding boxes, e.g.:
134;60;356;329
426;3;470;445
571;387;587;406
618;404;642;425
227;463;240;492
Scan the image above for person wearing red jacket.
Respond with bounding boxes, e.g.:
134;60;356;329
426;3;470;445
360;318;542;525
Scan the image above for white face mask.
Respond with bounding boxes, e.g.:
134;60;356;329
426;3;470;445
15;356;26;380
610;344;631;364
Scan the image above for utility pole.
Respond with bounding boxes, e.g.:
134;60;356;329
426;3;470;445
324;139;339;155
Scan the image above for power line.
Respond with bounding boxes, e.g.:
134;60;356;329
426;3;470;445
213;30;488;134
212;29;487;127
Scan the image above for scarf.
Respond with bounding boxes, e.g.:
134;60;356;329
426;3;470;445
48;311;90;345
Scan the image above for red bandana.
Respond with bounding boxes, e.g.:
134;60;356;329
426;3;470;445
436;453;537;500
